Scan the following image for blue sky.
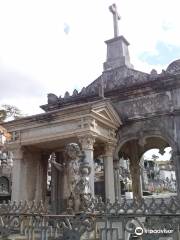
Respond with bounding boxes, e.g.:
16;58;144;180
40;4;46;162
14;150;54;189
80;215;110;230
139;42;180;65
0;0;180;115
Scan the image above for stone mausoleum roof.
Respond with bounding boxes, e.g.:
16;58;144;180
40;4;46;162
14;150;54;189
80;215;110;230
41;56;180;113
166;59;180;75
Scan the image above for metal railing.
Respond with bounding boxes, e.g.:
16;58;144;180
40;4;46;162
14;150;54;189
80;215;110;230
0;197;180;240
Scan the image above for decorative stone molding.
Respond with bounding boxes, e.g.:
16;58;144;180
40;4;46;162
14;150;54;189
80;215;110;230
108;128;116;138
79;117;97;130
138;131;147;147
5;143;24;161
12;148;24;161
104;141;117;157
11;131;20;142
78;135;96;150
166;59;180;74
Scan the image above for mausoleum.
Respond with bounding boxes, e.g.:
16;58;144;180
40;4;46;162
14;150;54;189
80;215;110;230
2;3;180;214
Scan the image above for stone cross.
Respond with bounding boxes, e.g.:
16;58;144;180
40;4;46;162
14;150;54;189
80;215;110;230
109;3;121;38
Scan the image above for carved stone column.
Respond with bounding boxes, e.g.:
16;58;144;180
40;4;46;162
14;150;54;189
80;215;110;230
36;152;48;202
172;151;180;199
129;141;142;202
129;162;142;201
114;159;121;202
78;134;96;196
104;142;116;202
22;148;47;202
51;151;65;214
11;146;25;201
10;144;47;202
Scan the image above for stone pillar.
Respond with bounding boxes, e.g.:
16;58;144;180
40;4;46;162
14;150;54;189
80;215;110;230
129;162;142;201
11;146;47;202
78;135;95;196
51;151;65;214
11;146;25;201
23;149;47;202
103;36;133;70
129;141;142;201
114;159;121;202
35;152;48;202
104;143;115;202
172;152;180;199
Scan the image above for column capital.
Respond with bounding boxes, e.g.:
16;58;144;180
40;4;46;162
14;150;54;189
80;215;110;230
104;141;117;157
78;134;96;150
13;148;24;160
5;143;24;160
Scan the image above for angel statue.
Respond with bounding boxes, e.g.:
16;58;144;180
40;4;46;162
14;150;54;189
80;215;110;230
50;143;81;212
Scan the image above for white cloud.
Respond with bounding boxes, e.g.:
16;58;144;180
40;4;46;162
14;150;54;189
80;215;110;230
120;0;180;72
0;0;180;114
144;147;172;161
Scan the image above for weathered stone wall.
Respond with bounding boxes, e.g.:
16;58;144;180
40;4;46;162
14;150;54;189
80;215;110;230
110;74;180;150
113;92;172;120
112;79;180;198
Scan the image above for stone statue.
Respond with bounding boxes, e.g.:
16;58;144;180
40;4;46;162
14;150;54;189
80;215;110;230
47;93;58;104
50;143;92;212
50;143;80;199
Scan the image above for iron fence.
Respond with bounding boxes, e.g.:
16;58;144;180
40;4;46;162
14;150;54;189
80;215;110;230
0;197;180;240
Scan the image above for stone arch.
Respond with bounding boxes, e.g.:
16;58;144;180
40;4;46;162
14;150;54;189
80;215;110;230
114;122;177;159
114;120;177;201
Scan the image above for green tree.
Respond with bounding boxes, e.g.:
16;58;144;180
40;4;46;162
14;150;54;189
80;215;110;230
0;104;23;122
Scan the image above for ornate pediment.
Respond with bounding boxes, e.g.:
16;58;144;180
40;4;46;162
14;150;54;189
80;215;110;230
3;99;121;146
91;100;122;128
97;109;111;120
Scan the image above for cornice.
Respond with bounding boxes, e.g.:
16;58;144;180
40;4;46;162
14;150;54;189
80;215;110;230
41;73;180;112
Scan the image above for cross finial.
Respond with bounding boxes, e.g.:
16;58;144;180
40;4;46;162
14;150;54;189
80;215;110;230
109;3;121;38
